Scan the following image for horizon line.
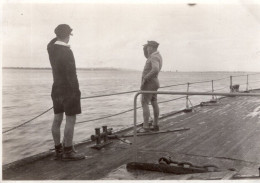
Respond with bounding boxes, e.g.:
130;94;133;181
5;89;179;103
2;66;260;73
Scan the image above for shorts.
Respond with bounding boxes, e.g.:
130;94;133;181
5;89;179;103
51;94;81;116
141;80;159;105
141;92;158;105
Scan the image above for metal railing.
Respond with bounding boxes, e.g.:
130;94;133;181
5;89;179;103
3;73;260;134
132;91;260;161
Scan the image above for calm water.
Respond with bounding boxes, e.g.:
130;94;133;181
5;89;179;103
2;69;260;165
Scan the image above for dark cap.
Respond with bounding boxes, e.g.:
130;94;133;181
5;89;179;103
54;24;73;39
144;40;159;48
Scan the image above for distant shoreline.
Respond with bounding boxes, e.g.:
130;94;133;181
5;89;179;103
2;67;125;71
2;67;259;73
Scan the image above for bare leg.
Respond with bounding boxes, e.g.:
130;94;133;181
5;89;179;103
63;115;76;147
141;102;150;129
52;113;64;146
62;133;77;152
151;100;159;126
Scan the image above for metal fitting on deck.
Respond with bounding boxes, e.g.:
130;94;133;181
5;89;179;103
230;85;240;93
90;126;113;150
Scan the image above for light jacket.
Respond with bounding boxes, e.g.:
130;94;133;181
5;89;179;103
142;51;163;86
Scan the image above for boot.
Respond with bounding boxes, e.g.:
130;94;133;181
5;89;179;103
54;144;63;160
62;146;85;161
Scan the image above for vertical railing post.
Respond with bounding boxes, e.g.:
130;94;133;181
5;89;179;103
184;83;192;112
212;80;214;100
246;74;249;91
230;76;233;92
133;92;139;162
186;83;190;109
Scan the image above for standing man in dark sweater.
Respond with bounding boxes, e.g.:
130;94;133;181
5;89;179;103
47;24;85;161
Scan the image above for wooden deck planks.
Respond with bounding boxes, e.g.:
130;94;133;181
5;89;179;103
3;91;260;180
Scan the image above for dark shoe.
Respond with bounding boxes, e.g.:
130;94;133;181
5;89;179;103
62;150;85;161
62;142;77;153
54;144;63;160
150;125;159;131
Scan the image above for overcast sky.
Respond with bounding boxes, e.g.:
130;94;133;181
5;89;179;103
2;0;260;71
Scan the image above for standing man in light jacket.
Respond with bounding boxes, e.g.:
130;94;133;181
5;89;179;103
47;24;85;161
140;41;163;132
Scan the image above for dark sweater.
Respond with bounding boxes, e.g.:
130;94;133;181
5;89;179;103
47;38;80;97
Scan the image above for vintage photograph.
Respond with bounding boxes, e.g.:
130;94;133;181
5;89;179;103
2;0;260;180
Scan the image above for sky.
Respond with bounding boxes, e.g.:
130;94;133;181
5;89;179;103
2;0;260;71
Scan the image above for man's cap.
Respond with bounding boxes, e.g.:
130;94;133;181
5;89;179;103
143;40;159;48
54;24;73;38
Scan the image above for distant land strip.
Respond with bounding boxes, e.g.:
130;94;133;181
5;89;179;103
2;67;259;73
2;67;124;71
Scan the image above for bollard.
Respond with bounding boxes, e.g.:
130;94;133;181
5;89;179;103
95;128;101;145
102;126;108;143
230;76;233;92
186;83;189;109
246;75;249;92
90;127;113;150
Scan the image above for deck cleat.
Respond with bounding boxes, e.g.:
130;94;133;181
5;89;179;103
183;108;193;113
90;126;113;150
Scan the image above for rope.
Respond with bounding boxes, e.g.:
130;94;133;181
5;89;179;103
3;74;260;134
232;73;260;78
77;108;138;124
189;80;212;85
80;82;192;99
247;80;260;84
247;73;260;76
2;83;188;133
232;74;248;78
213;77;230;81
3;107;53;134
214;86;228;91
159;83;187;89
183;76;229;86
76;96;186;124
236;80;260;86
80;90;138;100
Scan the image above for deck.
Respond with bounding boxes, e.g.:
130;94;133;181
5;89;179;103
3;90;260;180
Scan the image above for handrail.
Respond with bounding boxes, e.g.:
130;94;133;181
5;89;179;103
3;73;260;134
132;91;260;161
76;96;186;124
80;90;138;100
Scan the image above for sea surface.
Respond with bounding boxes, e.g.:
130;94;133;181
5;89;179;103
2;69;260;165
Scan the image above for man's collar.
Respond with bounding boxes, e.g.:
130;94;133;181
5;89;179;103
54;41;70;48
151;51;159;55
149;51;159;57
